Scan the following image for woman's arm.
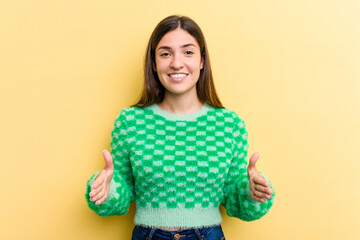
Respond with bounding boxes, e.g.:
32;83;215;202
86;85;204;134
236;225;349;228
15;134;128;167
221;113;275;221
85;110;135;216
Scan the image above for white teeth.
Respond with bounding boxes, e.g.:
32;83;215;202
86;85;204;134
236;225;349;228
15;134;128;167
169;74;187;78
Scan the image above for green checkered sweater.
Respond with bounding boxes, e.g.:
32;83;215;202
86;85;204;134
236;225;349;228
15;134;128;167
85;103;275;228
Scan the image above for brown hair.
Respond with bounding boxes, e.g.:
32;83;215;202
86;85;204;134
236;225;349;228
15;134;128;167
132;15;224;108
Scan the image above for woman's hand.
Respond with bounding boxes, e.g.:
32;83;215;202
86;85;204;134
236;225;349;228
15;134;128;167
247;152;273;203
89;149;114;205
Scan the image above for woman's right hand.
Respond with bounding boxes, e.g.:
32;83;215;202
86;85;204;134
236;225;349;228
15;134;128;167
89;149;114;205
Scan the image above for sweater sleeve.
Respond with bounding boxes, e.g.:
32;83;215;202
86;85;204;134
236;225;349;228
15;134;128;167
220;113;275;221
85;109;135;216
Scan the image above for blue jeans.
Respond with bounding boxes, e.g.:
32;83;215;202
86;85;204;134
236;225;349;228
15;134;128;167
131;225;225;240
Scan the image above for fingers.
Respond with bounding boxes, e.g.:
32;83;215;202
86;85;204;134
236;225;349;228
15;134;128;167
90;181;104;197
249;173;273;203
253;186;272;199
251;181;272;199
90;178;110;205
90;184;104;202
251;191;267;203
94;194;107;205
255;184;273;196
90;187;108;205
92;174;105;189
89;170;107;203
253;175;270;187
251;188;272;203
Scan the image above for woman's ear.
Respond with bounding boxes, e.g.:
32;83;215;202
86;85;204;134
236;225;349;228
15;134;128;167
200;57;204;69
153;62;157;72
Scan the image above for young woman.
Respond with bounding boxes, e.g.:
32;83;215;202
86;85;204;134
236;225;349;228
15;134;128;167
85;15;275;240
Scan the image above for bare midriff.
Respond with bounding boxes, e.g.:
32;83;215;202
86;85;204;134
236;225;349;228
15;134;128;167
158;227;189;231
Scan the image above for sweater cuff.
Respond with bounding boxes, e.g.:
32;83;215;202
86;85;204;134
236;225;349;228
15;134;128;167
85;171;121;216
85;171;133;217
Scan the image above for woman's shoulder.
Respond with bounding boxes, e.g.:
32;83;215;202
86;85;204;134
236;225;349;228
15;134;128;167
114;104;153;120
212;106;245;122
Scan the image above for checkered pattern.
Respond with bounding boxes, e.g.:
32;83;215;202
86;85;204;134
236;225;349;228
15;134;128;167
85;104;275;226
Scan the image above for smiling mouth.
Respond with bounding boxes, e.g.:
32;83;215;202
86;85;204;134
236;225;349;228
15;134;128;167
168;73;188;81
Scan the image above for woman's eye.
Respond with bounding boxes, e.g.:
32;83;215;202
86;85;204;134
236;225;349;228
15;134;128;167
185;51;194;55
160;52;170;57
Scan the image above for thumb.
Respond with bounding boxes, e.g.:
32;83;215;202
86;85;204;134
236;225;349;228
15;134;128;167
103;149;114;171
247;152;260;173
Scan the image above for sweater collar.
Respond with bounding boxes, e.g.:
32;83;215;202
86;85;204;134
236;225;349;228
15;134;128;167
147;103;212;121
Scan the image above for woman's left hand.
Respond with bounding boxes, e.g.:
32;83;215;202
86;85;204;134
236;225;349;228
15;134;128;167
247;152;273;203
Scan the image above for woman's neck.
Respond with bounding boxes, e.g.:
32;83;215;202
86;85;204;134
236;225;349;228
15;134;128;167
158;93;203;115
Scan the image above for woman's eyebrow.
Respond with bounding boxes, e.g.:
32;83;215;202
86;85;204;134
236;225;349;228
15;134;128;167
157;46;171;51
181;43;197;48
157;43;197;51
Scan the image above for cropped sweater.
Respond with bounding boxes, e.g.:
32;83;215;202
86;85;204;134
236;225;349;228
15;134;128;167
85;103;275;228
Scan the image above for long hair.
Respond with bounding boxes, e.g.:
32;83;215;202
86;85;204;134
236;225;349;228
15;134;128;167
132;15;224;108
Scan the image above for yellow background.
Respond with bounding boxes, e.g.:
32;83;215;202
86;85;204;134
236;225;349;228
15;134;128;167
1;0;359;239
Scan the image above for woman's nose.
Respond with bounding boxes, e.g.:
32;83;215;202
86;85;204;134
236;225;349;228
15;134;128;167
170;54;183;69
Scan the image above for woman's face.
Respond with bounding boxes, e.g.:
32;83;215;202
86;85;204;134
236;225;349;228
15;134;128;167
154;28;204;98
